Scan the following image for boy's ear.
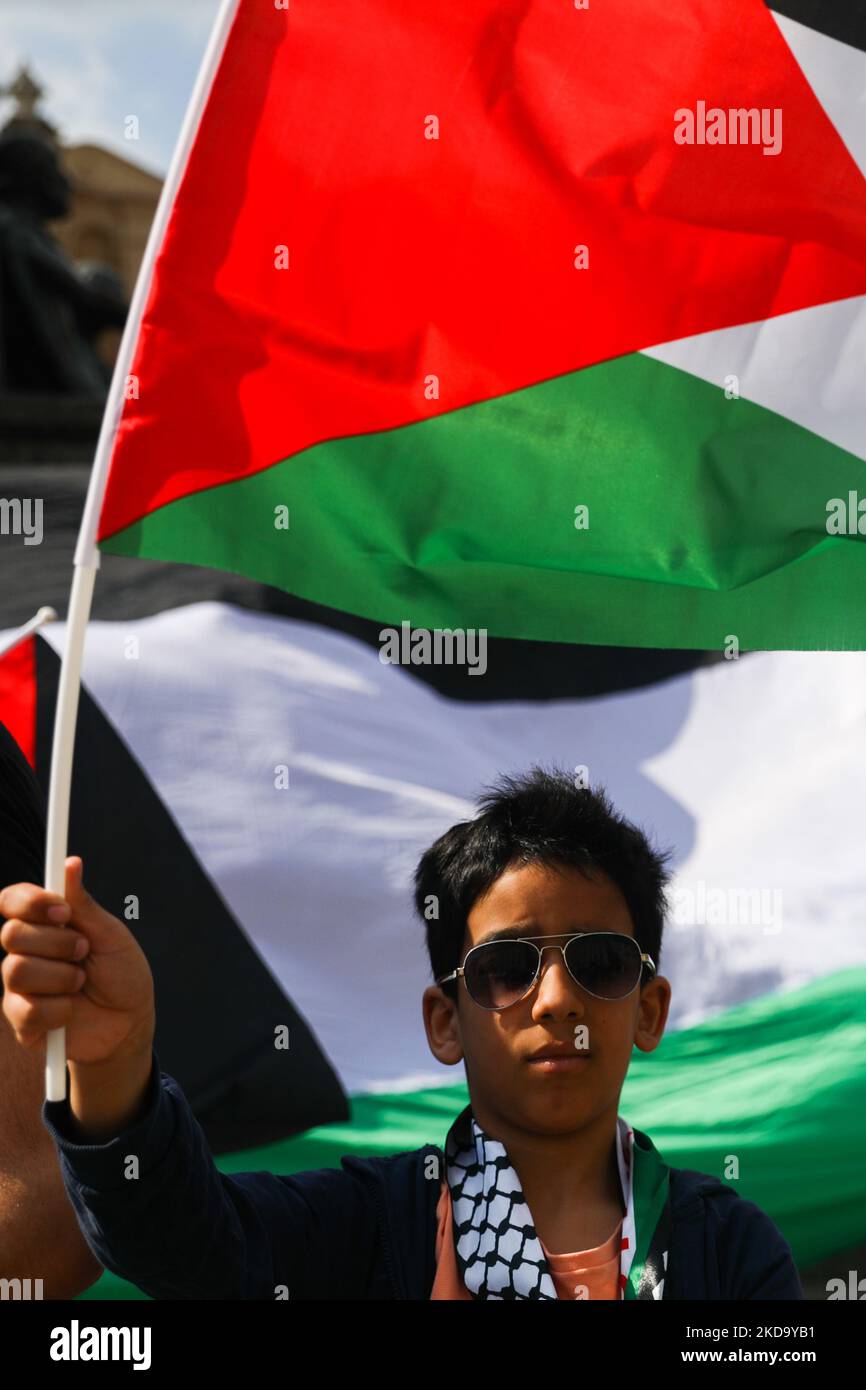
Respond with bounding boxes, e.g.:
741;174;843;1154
422;985;464;1066
633;974;671;1054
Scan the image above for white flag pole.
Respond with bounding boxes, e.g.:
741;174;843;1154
44;0;241;1101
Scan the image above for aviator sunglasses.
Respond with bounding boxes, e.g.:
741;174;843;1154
437;931;656;1011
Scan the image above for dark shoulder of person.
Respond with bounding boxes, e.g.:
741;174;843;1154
670;1165;804;1299
0;721;47;986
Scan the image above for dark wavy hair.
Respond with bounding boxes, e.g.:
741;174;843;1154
414;765;672;1000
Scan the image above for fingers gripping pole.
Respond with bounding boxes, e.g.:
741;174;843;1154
44;563;98;1101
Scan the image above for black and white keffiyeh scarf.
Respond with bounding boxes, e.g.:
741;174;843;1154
444;1104;671;1300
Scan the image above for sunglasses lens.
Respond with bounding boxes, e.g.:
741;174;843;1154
464;941;538;1009
565;934;642;999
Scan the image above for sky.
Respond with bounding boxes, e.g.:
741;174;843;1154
0;0;223;177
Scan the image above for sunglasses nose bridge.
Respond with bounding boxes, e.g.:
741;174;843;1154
533;942;580;993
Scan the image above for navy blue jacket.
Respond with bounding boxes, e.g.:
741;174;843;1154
42;1049;804;1300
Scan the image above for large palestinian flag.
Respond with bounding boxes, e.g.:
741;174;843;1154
1;601;864;1300
3;0;864;1303
89;0;866;650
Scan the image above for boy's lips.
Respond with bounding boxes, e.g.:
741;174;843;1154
525;1043;592;1072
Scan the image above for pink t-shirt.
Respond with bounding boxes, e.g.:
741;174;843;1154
430;1179;625;1300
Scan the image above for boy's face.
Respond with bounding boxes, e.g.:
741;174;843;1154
422;860;670;1138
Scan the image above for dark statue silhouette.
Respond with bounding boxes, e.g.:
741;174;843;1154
0;129;128;399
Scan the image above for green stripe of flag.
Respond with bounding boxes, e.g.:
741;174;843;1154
102;353;866;651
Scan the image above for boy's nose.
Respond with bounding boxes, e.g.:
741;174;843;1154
530;949;585;1017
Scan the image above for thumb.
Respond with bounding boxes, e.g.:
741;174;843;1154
63;855;124;948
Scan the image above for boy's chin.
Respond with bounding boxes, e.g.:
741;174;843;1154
518;1093;602;1135
477;1082;610;1136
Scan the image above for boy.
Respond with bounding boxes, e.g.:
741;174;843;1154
0;766;803;1299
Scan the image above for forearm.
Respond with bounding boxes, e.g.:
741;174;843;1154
42;1057;361;1300
44;1056;275;1299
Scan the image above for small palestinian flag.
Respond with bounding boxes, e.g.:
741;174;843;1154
90;0;866;651
1;602;864;1299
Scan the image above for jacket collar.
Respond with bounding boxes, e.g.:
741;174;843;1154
344;1138;729;1299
